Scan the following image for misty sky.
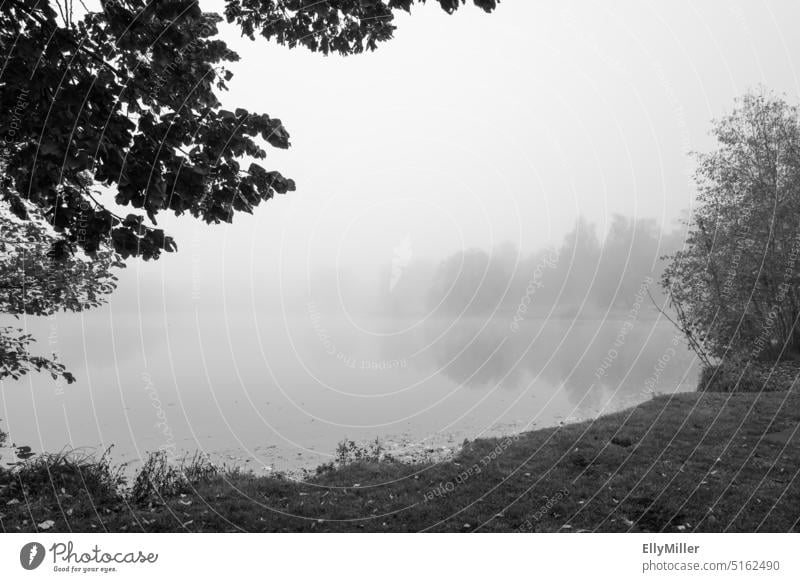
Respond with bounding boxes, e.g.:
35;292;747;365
120;0;800;311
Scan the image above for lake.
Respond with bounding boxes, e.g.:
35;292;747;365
0;311;699;474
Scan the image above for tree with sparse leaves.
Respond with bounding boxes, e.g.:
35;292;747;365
662;91;800;366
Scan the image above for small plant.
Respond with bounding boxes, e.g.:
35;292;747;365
130;451;218;503
335;437;386;465
316;437;393;475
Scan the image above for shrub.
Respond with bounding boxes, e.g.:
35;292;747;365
699;360;768;393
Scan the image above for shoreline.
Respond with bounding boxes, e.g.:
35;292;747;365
2;387;798;532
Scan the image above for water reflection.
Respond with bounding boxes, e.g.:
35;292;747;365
421;315;697;410
3;312;697;474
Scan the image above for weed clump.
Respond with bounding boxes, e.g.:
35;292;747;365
130;451;218;503
316;438;392;475
0;448;125;506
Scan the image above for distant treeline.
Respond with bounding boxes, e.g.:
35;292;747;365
369;215;685;318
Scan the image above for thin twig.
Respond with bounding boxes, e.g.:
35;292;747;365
9;0;127;80
647;288;712;368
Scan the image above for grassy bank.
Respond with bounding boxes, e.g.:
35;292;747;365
2;390;799;532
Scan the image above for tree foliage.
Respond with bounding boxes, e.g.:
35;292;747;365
661;91;800;365
0;326;74;383
1;207;123;317
0;202;123;384
1;0;497;261
227;0;498;55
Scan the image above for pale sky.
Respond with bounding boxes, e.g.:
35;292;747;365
137;0;800;301
10;0;800;333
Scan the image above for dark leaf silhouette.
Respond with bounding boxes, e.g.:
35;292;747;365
2;0;496;260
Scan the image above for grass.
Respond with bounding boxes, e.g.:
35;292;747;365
1;390;799;532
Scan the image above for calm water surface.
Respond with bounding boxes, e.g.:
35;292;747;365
1;312;698;474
